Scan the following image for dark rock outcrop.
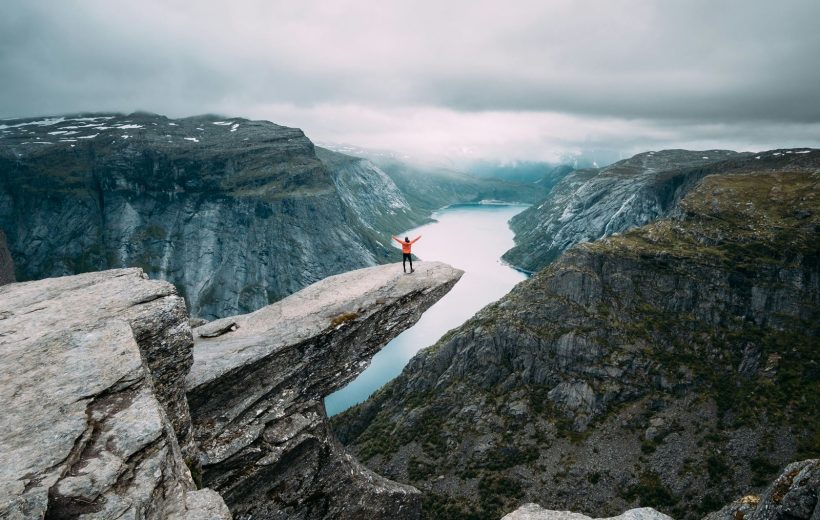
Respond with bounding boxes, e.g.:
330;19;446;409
0;269;229;519
703;459;819;520
186;261;463;519
334;159;820;519
502;149;818;272
0;229;13;285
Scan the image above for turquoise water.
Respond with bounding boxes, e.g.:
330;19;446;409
324;203;529;416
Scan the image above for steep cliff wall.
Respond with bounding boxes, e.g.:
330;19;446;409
317;147;427;234
0;229;14;285
0;113;407;319
334;163;820;520
502;149;818;272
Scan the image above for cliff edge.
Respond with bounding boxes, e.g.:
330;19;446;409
187;261;463;519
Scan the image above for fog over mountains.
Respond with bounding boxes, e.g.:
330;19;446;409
2;1;820;161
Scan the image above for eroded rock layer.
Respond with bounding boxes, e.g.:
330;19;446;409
186;261;463;519
0;230;13;285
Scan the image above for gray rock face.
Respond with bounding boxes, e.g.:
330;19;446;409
0;229;13;285
704;460;820;520
750;460;820;520
0;113;416;320
502;148;818;272
334;161;820;519
317;147;425;234
502;504;673;520
0;269;229;519
186;261;463;519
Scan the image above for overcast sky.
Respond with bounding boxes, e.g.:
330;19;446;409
2;0;819;162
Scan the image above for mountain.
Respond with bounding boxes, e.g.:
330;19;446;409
372;158;553;213
466;160;570;184
315;146;427;232
332;152;820;520
500;149;820;273
0;112;539;319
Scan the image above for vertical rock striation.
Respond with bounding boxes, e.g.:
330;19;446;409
0;229;14;285
0;113;405;320
186;261;463;519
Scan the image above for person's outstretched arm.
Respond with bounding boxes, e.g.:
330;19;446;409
411;235;422;244
392;236;403;244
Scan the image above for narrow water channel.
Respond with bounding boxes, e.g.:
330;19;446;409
324;203;529;416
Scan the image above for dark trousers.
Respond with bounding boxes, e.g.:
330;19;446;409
403;253;413;271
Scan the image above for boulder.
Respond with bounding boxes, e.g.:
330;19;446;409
0;269;229;519
704;460;819;520
502;504;673;520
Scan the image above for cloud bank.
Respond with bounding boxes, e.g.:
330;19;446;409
2;0;819;161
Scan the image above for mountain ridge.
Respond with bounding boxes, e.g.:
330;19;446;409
333;153;820;520
502;148;818;273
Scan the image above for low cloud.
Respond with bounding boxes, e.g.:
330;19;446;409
1;0;818;161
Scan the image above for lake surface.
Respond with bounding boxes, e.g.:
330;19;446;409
324;203;529;416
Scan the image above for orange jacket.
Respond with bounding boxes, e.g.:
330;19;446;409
393;235;421;254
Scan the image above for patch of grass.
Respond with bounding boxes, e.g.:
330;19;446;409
641;440;657;454
706;453;731;482
330;311;359;328
623;471;677;509
408;456;436;480
750;456;780;487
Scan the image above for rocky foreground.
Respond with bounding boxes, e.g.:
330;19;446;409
334;154;820;519
0;261;462;519
504;459;820;520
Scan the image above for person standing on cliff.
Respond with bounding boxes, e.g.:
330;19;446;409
392;235;421;273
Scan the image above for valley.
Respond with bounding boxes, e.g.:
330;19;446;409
332;150;820;520
1;112;817;520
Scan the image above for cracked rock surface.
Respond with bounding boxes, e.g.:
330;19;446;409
704;459;819;520
0;268;229;519
186;261;463;520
